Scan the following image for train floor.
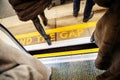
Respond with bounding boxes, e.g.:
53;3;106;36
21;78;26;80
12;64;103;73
39;53;104;80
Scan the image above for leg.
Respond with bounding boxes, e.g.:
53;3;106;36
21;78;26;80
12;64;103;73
40;12;48;26
96;46;120;80
61;0;65;4
32;17;51;45
73;0;81;17
47;0;55;10
83;0;95;22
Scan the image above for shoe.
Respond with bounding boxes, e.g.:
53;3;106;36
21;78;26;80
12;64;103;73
43;18;48;26
83;12;94;22
90;32;95;43
49;67;53;80
47;3;55;10
96;71;112;80
73;13;78;17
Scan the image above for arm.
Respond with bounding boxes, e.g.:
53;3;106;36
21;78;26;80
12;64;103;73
95;22;120;69
0;39;50;80
0;65;43;80
94;0;112;8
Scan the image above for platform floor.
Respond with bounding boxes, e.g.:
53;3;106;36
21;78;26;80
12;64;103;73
0;1;105;31
0;0;106;46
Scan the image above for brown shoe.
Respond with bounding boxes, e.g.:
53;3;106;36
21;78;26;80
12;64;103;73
96;71;112;80
95;55;111;70
106;72;120;80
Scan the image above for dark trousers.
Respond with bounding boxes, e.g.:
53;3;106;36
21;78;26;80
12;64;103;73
73;0;95;18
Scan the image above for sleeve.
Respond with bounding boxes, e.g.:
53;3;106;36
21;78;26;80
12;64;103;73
0;65;44;80
0;39;51;80
94;0;112;8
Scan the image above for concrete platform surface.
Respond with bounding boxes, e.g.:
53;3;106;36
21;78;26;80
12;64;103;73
0;0;106;46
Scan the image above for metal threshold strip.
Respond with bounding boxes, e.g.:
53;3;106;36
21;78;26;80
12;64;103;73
28;37;98;55
38;53;98;64
34;48;98;58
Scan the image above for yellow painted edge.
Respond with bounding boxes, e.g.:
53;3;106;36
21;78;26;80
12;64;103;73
34;48;99;58
15;21;97;39
46;21;97;34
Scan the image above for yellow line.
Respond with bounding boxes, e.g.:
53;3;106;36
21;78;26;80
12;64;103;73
15;21;97;39
16;32;39;39
46;21;96;34
34;48;99;58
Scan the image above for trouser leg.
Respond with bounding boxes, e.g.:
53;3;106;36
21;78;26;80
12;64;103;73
73;0;80;14
32;17;51;45
83;0;95;18
40;12;48;26
96;46;120;80
109;46;120;75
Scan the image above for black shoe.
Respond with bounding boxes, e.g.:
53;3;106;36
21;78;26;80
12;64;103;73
43;18;48;26
49;67;53;80
90;32;95;43
83;12;94;22
47;3;55;10
73;13;78;17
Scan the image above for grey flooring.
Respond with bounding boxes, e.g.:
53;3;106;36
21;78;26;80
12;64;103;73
47;60;103;80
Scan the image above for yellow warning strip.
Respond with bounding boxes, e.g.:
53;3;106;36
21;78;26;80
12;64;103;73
34;48;99;58
46;21;96;34
15;21;97;39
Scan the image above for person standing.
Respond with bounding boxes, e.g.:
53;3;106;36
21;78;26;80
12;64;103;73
73;0;95;22
93;0;120;79
8;0;52;45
